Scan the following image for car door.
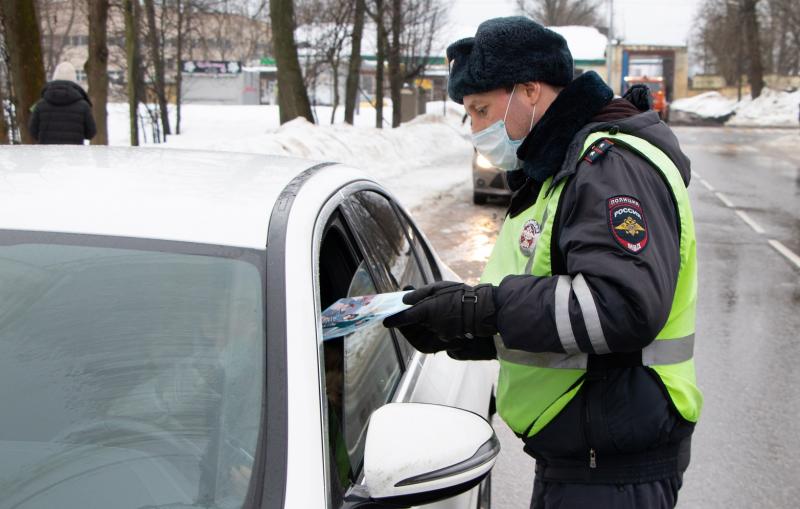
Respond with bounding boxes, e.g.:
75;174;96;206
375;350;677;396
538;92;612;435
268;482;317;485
335;187;492;509
316;206;408;508
314;182;494;509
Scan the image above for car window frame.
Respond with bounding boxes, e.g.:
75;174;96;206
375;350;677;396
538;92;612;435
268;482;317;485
312;194;408;508
312;182;437;509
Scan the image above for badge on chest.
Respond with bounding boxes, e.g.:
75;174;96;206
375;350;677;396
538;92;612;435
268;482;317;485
519;219;541;256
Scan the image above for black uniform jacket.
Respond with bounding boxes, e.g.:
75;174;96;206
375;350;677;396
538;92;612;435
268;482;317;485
495;72;695;483
29;80;96;145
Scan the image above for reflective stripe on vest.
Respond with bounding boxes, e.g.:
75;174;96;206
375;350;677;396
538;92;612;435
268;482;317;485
495;333;695;368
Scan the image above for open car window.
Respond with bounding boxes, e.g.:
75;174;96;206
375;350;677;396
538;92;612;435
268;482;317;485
317;214;403;506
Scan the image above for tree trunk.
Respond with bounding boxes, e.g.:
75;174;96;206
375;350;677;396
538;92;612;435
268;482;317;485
344;0;365;125
269;0;313;124
144;0;170;138
175;0;186;135
123;0;140;145
0;76;8;144
0;0;46;144
388;0;402;128
741;0;765;99
776;9;788;74
330;62;339;124
374;0;385;128
87;0;109;145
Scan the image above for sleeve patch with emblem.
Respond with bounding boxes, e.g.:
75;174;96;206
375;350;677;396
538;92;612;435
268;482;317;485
607;195;649;254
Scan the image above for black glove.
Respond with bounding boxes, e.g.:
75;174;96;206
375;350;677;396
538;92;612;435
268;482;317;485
446;339;498;361
623;83;654;112
383;281;497;354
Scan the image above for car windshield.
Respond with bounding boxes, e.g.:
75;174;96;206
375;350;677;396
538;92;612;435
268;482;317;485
0;236;265;509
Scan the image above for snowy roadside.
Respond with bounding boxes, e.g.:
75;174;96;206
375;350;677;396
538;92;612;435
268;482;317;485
107;101;474;210
671;88;800;128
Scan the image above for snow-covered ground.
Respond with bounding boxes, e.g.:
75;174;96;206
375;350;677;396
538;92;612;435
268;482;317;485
107;101;474;210
727;88;800;127
671;88;800;127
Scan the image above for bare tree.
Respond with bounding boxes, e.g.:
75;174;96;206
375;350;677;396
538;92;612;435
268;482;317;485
517;0;601;27
270;0;314;123
324;0;354;123
0;65;7;144
763;0;799;75
122;0;141;144
387;0;401;127
0;0;47;144
693;0;790;96
344;0;364;124
375;0;444;127
175;0;186;134
39;0;79;77
298;0;354;123
369;0;386;127
0;29;10;143
741;0;765;98
143;0;170;138
694;0;743;85
86;0;109;144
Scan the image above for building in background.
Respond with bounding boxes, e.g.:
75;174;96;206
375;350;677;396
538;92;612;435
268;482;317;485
37;0;271;102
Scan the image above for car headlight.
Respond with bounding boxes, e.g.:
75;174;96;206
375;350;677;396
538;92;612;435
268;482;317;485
475;153;494;169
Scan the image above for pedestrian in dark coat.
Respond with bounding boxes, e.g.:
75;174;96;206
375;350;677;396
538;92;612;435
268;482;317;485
29;62;96;145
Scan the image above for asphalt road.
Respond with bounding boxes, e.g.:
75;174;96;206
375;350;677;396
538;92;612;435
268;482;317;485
413;126;800;508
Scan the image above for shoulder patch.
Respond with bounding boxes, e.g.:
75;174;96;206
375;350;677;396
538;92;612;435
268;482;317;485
607;195;649;254
583;138;615;164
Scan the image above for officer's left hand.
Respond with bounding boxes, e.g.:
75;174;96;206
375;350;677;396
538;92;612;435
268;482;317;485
383;281;498;353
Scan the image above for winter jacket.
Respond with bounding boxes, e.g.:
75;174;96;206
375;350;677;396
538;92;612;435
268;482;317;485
29;80;96;144
492;72;696;482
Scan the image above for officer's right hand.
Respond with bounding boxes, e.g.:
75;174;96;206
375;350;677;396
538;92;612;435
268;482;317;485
383;281;497;356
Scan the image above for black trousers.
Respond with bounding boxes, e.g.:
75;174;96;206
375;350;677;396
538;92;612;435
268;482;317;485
530;475;683;509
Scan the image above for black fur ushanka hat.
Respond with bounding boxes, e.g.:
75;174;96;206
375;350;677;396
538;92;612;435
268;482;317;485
446;16;574;104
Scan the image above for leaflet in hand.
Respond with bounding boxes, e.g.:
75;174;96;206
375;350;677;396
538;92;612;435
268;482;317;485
321;291;411;340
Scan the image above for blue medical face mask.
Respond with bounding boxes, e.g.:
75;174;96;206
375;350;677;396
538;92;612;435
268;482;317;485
471;86;536;172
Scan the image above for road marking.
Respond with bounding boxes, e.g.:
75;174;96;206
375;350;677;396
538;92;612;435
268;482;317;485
693;171;703;178
768;240;800;270
714;192;735;208
734;210;766;234
698;178;715;192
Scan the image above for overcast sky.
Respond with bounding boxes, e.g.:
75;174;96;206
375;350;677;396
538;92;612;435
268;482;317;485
446;0;704;47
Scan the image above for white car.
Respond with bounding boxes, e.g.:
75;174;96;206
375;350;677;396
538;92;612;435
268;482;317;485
0;147;498;509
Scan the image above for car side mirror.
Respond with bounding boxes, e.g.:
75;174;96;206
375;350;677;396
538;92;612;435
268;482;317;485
343;403;499;508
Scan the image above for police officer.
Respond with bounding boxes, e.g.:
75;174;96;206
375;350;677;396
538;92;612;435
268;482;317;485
384;17;702;509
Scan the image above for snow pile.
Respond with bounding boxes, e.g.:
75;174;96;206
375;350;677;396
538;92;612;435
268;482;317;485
108;102;473;209
670;92;737;125
670;88;800;127
727;88;800;127
165;114;470;169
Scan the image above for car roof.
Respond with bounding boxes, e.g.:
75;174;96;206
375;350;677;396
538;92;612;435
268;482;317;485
0;146;326;249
